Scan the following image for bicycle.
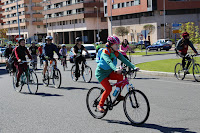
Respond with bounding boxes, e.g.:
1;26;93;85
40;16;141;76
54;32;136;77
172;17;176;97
71;56;92;83
174;54;200;82
86;69;150;125
121;51;137;79
61;56;67;71
12;61;39;94
42;57;62;88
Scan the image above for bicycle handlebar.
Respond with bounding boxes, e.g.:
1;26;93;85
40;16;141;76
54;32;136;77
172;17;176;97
19;60;34;64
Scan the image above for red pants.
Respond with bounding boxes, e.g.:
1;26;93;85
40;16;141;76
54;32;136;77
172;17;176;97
14;62;28;82
99;71;123;106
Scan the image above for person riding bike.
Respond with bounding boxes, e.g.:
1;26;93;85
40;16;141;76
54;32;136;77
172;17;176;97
29;41;38;69
42;36;62;80
59;44;68;65
119;39;133;66
95;36;139;113
73;37;89;81
176;32;198;73
5;43;13;70
14;38;32;87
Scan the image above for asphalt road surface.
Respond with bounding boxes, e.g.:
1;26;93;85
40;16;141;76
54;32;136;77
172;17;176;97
0;56;200;133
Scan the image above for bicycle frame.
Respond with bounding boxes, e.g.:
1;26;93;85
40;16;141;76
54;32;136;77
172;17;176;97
183;55;197;71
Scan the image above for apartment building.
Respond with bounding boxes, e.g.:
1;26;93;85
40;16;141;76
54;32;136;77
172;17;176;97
105;0;200;43
2;0;46;42
43;0;108;44
0;0;4;29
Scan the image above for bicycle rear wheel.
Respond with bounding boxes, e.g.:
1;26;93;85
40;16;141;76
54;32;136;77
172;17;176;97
52;68;61;88
71;65;77;81
12;71;22;92
193;63;200;82
28;71;38;94
83;65;92;83
174;63;185;80
123;89;150;125
86;87;108;119
43;69;49;86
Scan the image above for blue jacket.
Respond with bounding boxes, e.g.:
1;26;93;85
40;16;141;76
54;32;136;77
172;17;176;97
43;43;61;59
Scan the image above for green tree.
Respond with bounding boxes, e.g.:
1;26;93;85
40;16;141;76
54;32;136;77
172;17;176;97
143;24;155;34
0;29;8;39
115;27;129;39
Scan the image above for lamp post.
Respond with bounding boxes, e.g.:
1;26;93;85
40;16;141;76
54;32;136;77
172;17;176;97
94;6;99;42
43;0;51;35
16;0;21;38
163;0;166;39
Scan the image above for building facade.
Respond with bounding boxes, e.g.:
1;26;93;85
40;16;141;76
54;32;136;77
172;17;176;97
105;0;200;43
43;0;108;44
2;0;46;43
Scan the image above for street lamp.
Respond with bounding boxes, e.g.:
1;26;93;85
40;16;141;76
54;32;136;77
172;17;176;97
163;0;166;39
42;0;51;35
94;6;99;42
17;0;21;37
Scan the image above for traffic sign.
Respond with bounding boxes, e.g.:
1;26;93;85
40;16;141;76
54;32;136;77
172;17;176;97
173;30;180;34
141;30;150;40
172;23;182;27
14;35;20;42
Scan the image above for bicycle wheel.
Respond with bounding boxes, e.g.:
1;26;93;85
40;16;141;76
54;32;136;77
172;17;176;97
12;72;22;92
123;89;150;125
71;65;77;81
43;69;49;86
174;63;185;80
82;65;92;83
193;63;200;82
86;87;108;119
28;71;38;94
52;68;61;88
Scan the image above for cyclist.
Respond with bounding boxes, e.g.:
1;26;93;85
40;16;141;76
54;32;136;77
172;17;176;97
96;42;100;53
95;36;139;113
176;32;198;73
38;43;43;66
73;37;89;81
14;38;32;87
29;41;38;69
5;43;13;70
42;36;62;80
59;44;68;65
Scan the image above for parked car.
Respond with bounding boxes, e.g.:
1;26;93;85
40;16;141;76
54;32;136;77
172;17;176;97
157;39;173;46
146;42;172;51
0;47;6;57
82;44;96;60
136;41;151;49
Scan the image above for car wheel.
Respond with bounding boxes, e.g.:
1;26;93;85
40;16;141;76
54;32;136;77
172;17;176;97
158;48;161;51
166;49;169;51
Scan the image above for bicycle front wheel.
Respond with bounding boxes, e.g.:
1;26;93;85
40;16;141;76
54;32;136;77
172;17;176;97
193;63;200;82
71;65;77;82
52;68;61;88
123;89;150;125
43;70;49;87
86;87;108;119
174;63;185;80
28;71;38;94
83;65;92;83
12;72;22;93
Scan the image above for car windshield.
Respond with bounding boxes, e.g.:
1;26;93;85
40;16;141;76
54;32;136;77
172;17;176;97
85;46;95;50
160;42;166;44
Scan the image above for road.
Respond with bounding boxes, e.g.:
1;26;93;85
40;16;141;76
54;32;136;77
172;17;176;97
0;55;200;133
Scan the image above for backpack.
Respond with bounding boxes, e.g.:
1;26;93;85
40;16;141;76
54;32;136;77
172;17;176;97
96;48;110;63
175;39;184;56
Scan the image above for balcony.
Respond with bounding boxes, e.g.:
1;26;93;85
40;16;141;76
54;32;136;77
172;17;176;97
32;6;43;11
84;12;104;18
33;13;44;18
32;0;43;3
32;21;44;25
83;1;103;7
3;22;29;28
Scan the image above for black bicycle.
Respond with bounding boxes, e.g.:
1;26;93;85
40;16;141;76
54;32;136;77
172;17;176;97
71;57;92;83
175;54;200;81
86;69;150;125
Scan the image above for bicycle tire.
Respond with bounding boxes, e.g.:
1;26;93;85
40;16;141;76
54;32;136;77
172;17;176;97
82;65;92;83
71;65;77;82
86;87;108;119
12;72;22;92
28;71;38;94
52;68;62;88
193;63;200;82
43;69;49;86
174;63;185;80
123;89;150;125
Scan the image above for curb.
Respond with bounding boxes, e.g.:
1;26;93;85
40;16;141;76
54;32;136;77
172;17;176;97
139;70;195;80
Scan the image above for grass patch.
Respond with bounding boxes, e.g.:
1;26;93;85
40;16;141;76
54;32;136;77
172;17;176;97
131;51;174;56
136;57;200;73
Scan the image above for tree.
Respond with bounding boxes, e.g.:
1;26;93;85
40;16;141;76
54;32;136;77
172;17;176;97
179;22;196;43
115;27;129;38
143;24;155;34
0;29;8;39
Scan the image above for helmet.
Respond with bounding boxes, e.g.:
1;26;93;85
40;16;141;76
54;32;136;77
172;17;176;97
107;36;120;45
182;32;189;39
45;36;53;40
61;44;66;47
75;37;82;42
18;38;25;44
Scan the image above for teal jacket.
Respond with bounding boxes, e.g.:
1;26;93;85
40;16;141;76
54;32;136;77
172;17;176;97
95;48;136;83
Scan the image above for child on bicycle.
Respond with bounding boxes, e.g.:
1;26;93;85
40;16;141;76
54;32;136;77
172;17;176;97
14;38;32;87
95;36;139;113
176;32;198;73
59;44;68;65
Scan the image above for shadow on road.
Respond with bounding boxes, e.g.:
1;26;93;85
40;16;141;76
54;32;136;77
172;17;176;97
102;119;196;133
59;87;88;90
21;92;63;97
134;77;159;80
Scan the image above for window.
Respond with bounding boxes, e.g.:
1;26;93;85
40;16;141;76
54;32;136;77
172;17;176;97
122;3;125;8
79;19;81;23
118;3;120;8
131;1;134;6
63;21;65;25
126;2;130;7
83;18;85;23
75;19;77;24
105;6;107;14
60;21;62;25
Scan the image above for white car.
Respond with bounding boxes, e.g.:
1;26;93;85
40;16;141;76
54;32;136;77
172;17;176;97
82;44;96;60
157;39;173;46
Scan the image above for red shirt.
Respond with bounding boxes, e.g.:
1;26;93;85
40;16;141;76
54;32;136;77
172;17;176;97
38;46;43;55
